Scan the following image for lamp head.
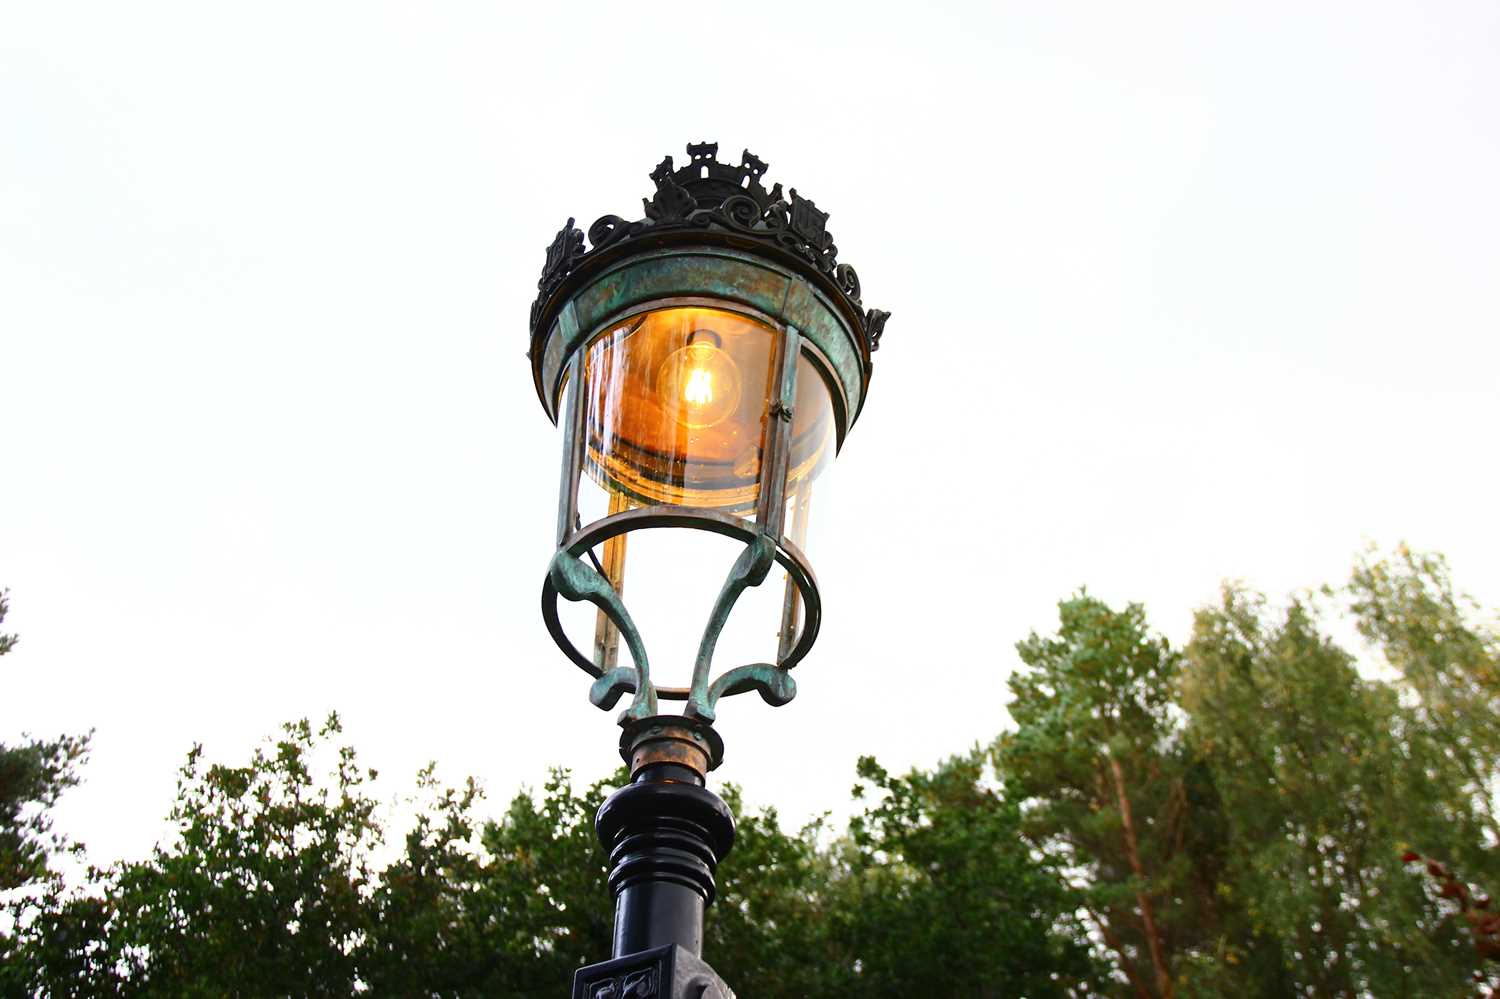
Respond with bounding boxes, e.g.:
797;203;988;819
528;144;890;758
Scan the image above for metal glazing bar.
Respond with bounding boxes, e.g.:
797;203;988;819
555;351;587;547
755;325;801;538
592;491;630;670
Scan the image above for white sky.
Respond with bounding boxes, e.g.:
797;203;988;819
3;2;1498;867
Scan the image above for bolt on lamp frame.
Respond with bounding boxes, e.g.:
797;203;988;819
527;143;888;998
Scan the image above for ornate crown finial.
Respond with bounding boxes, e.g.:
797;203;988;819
530;143;889;356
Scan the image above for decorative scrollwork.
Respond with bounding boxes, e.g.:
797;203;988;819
717;193;765;234
642;172;697;223
585;965;658;999
685;535;777;722
706;664;796;712
528;143;890;357
548;551;657;722
587;214;641;253
543;516;812;729
531;218;586;330
834;262;861;303
865;308;891;352
540;217;585;291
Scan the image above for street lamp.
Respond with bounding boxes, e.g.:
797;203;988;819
528;142;888;998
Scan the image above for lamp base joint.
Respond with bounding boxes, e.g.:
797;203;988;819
619;715;724;780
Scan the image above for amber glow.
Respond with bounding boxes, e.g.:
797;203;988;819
579;306;836;514
657;340;742;429
690;367;714;402
581;308;768;511
574;305;839;675
684;367;712;405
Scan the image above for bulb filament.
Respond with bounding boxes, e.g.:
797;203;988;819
683;367;714;405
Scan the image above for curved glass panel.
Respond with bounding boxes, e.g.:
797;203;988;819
772;355;836;660
563;306;840;677
582;306;777;514
787;351;836;501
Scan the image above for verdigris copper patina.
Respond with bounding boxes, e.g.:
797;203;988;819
528;142;888;434
531;143;887;740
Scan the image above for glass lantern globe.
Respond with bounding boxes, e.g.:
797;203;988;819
554;303;838;702
579;305;834;518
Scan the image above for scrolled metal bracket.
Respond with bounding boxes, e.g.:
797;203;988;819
705;664;796;713
542;507;820;727
548;550;658;722
685;535;786;722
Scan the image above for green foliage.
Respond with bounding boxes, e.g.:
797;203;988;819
830;753;1094;997
1349;546;1500;849
0;589;15;657
7;715;382;996
364;763;618;995
1401;851;1500;995
0;588;92;891
999;594;1219;998
4;722;1093;996
703;786;840;993
997;551;1500;998
1183;586;1476;996
8;547;1500;996
0;733;90;894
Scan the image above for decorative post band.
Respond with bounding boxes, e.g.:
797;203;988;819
599;776;735;958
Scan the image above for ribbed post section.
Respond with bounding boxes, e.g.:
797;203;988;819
596;767;735;959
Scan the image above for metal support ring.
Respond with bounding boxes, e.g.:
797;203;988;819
540;506;822;704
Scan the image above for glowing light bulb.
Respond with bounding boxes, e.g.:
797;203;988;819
658;337;742;430
683;367;714;405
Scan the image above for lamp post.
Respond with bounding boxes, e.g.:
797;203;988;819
527;142;888;998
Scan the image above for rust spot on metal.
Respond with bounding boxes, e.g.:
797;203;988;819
620;717;724;779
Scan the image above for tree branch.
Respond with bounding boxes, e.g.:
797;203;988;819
1109;754;1173;999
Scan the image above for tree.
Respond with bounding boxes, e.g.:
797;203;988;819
0;590;13;658
5;714;1091;996
997;593;1225;998
1403;850;1500;997
0;588;91;891
21;545;1495;995
828;752;1095;997
702;786;842;994
7;714;382;996
1182;585;1477;996
1349;546;1500;854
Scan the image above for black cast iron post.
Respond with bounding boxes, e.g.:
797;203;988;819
605;721;733;958
572;720;736;998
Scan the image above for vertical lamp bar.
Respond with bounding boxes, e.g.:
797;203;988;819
755;325;801;539
555;351;586;547
592;491;629;671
